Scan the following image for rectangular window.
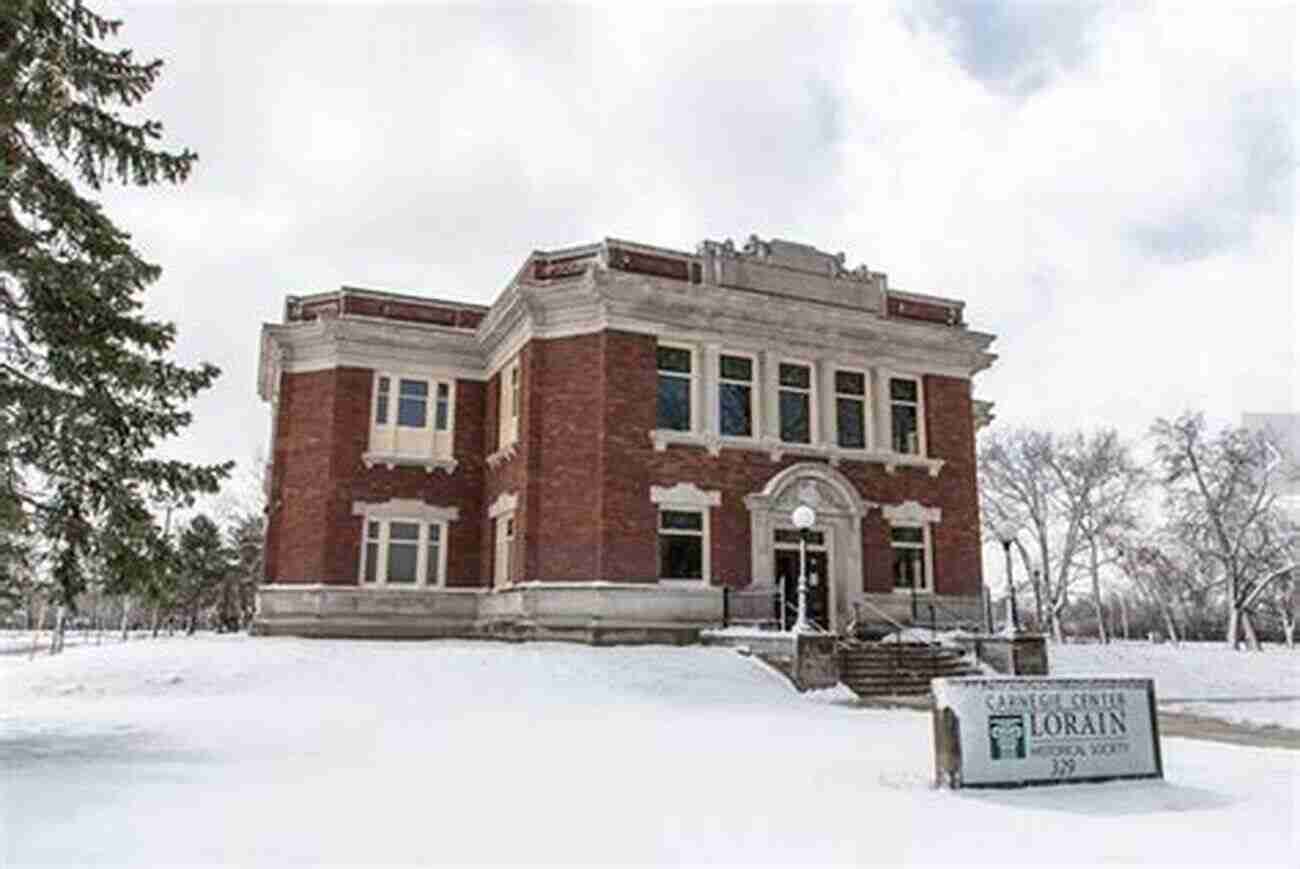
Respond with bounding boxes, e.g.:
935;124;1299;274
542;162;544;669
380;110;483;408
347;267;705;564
386;521;420;584
498;358;521;449
773;528;825;546
369;373;455;463
362;521;380;584
779;362;812;444
494;515;514;587
435;383;450;431
375;377;391;425
397;379;428;428
656;346;693;432
431;522;447;582
718;353;754;437
890;377;920;454
359;518;447;586
835;370;867;449
891;526;927;592
658;509;704;580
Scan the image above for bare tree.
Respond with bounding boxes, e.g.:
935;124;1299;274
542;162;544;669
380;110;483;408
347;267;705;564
1151;413;1297;649
1046;430;1146;644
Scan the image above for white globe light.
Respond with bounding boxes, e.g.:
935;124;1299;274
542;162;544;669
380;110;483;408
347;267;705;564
995;519;1019;545
792;504;816;529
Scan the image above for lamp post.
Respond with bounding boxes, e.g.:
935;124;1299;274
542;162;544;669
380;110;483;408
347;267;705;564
792;504;816;633
995;520;1021;636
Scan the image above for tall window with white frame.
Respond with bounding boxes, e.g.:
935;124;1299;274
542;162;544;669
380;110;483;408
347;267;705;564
360;519;446;586
835;370;867;449
498;358;520;449
494;514;515;587
891;526;928;592
658;509;705;581
656;346;693;432
778;362;813;444
718;353;755;438
435;382;451;431
890;377;921;454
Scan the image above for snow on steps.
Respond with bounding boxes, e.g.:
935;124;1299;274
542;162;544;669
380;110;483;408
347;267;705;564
839;641;980;697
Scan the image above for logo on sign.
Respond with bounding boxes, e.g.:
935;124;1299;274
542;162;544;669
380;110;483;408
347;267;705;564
989;715;1026;760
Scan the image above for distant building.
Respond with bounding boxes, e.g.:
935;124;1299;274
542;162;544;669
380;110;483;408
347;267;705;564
1243;412;1300;521
254;234;997;641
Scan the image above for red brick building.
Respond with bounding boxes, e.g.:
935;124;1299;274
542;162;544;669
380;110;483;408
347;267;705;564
254;235;997;641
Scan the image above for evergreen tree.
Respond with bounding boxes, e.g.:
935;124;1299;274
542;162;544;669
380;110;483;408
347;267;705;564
175;513;229;634
1;1;231;629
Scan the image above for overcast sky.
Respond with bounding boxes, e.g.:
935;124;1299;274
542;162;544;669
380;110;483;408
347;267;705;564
94;1;1296;510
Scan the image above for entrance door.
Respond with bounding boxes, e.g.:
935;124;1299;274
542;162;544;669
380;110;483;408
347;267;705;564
774;548;830;631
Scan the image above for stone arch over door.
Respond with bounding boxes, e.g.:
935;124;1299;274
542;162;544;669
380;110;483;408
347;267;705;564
743;463;876;632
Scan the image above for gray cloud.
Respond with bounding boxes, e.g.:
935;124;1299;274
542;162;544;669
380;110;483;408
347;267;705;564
909;0;1105;97
1130;86;1296;264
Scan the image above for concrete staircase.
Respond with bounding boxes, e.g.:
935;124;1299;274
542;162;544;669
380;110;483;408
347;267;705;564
839;641;980;697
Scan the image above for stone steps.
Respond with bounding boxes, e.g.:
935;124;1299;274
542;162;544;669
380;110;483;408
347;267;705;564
839;642;980;697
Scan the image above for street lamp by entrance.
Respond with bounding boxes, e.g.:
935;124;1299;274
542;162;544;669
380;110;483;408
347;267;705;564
994;520;1021;636
791;504;817;633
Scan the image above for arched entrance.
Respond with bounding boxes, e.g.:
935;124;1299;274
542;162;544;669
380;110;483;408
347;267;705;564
743;463;875;632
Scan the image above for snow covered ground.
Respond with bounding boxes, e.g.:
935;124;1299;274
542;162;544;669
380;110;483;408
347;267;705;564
2;636;1296;867
1050;641;1300;729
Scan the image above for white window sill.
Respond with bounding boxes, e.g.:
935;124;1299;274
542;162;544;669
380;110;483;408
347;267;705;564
486;441;518;470
361;452;458;474
647;430;945;477
360;583;447;591
657;578;711;587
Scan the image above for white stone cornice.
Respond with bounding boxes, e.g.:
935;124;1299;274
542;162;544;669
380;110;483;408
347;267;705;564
352;499;461;523
488;491;519;518
882;500;942;525
650;482;722;508
266;317;486;383
360;453;458;474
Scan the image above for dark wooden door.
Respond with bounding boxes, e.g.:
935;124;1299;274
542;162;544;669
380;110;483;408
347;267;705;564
775;549;830;630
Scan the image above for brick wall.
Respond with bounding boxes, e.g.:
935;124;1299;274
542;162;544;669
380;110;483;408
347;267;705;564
267;333;984;598
267;368;487;587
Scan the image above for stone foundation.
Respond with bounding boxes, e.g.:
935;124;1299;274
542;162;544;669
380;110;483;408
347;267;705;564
254;582;722;644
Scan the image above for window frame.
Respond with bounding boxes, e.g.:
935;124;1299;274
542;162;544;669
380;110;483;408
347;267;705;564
777;358;817;445
357;517;450;588
657;507;710;584
887;372;925;456
498;357;521;450
655;341;699;434
717;349;759;440
833;367;869;451
888;522;932;594
369;370;456;460
494;513;515;587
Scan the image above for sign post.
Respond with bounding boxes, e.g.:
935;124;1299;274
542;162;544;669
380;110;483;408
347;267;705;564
932;676;1163;789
